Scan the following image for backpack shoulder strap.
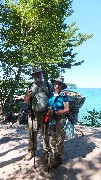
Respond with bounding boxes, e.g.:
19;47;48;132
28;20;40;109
35;81;51;98
28;82;34;90
28;81;51;98
45;81;51;98
51;94;61;108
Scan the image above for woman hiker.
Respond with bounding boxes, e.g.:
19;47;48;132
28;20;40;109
48;77;69;168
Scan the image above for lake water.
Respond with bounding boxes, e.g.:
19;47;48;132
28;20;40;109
69;88;101;121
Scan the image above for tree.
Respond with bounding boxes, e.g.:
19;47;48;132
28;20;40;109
0;0;93;111
0;0;93;77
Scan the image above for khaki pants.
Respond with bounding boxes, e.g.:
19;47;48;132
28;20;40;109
50;115;66;158
28;110;48;153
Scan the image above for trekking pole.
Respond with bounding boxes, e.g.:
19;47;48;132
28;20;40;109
44;113;51;172
32;115;36;168
47;128;51;173
30;96;36;169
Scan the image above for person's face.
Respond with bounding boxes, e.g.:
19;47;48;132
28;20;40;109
32;71;43;82
54;81;63;92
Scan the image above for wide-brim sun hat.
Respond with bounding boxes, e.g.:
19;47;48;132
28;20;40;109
31;67;44;75
51;76;67;90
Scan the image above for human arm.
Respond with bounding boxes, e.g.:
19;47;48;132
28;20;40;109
48;101;69;115
48;95;69;116
54;101;69;115
24;90;32;103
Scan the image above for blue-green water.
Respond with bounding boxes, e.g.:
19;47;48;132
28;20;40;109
69;88;101;121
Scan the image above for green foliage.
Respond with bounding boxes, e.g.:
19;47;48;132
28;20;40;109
0;79;26;113
0;0;93;78
0;0;93;112
78;109;101;127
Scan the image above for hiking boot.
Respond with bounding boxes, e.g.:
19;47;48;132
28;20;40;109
24;152;33;161
51;155;62;168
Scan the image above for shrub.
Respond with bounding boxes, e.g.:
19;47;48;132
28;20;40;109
78;108;101;127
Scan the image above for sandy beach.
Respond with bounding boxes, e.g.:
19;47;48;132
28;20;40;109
0;122;101;180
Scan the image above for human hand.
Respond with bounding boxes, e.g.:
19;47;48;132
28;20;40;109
48;109;54;115
28;89;32;97
62;91;67;96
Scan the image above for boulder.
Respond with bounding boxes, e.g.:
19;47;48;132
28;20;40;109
66;91;86;124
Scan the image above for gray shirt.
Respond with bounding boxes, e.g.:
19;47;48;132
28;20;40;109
31;81;51;112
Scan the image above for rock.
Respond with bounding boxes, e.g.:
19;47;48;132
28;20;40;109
66;91;86;124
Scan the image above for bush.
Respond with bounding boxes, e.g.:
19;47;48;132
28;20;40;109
78;108;101;127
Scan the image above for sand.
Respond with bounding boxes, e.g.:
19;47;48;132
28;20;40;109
0;121;101;180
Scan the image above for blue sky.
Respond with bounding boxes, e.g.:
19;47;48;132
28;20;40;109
63;0;101;88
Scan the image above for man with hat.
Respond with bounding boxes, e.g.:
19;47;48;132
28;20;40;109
47;76;69;168
24;67;52;161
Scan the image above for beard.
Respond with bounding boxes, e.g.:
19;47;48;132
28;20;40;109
33;73;44;83
34;77;43;83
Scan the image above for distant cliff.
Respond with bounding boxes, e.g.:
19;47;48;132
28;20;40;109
66;83;77;89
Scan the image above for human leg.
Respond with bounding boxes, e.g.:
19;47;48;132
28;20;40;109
25;113;38;160
55;116;66;157
39;111;49;152
51;116;66;167
38;111;50;161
